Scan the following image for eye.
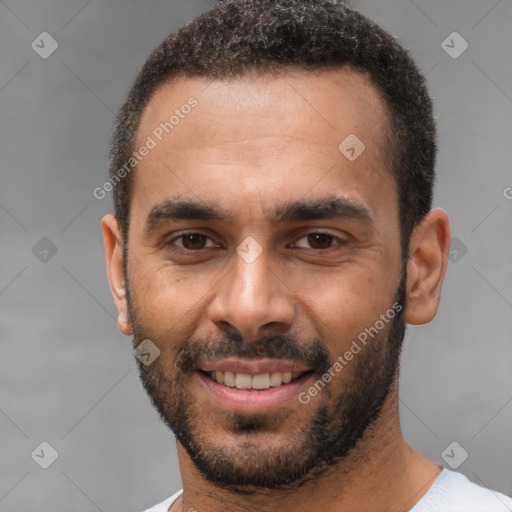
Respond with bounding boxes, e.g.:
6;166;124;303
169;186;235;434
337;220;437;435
292;232;344;250
169;232;219;251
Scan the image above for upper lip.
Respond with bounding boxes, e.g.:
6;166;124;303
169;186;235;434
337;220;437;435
196;357;311;375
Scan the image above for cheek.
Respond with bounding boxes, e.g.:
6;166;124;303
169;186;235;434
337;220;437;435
293;269;395;352
128;260;216;341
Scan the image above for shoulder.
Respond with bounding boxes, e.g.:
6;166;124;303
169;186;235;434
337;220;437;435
141;489;183;512
412;469;512;512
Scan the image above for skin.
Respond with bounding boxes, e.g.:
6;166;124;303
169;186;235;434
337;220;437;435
102;68;451;512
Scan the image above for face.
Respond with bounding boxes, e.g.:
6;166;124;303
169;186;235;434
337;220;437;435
118;69;407;490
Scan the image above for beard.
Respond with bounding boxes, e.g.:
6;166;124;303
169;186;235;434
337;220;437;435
127;272;407;493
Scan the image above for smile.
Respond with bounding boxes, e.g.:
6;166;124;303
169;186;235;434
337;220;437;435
195;358;314;412
207;370;306;390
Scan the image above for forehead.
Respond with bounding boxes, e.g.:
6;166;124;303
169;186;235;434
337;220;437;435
131;68;396;225
137;67;390;151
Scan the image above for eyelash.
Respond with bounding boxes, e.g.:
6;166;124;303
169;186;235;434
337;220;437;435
166;231;347;252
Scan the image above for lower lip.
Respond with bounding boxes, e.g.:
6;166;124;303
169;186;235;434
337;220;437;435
197;372;312;413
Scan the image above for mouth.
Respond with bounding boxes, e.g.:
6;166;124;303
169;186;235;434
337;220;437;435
202;369;307;390
195;358;314;413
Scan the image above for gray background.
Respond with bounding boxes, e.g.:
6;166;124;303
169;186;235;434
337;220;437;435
1;0;511;510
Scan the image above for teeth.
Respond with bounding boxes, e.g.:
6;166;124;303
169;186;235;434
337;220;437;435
209;370;303;389
252;374;270;390
224;371;235;387
270;372;282;387
235;373;252;389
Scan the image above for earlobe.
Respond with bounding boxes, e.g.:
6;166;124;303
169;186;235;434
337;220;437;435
405;208;450;325
101;214;132;335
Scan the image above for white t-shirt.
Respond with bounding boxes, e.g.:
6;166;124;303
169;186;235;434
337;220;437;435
143;468;512;512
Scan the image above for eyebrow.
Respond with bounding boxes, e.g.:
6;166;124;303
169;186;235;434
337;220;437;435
145;200;227;233
270;196;372;225
144;196;373;233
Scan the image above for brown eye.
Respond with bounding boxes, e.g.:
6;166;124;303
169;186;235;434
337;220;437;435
180;233;208;250
166;231;222;256
306;233;335;249
291;232;346;251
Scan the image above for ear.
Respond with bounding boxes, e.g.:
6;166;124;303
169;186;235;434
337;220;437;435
101;214;132;335
405;208;450;325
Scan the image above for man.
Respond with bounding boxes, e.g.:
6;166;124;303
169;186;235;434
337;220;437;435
101;1;512;510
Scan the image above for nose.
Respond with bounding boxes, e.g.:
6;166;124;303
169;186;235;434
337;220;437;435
208;246;296;340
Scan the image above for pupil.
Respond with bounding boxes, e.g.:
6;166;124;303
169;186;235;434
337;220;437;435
308;233;332;249
184;234;205;249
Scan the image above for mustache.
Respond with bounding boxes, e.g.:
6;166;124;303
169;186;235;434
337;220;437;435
173;332;333;376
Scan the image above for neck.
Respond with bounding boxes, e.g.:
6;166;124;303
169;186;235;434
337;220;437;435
173;382;441;512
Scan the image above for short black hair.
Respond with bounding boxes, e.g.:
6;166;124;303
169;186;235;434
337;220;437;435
109;0;436;256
